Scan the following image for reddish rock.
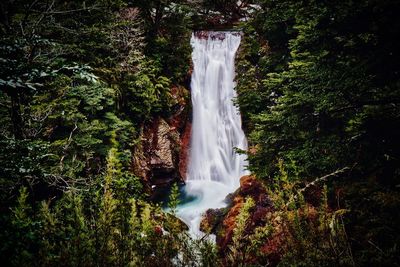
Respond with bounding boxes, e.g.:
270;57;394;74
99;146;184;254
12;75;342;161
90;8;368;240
132;84;191;195
179;122;191;180
169;85;189;130
132;117;181;193
166;85;191;181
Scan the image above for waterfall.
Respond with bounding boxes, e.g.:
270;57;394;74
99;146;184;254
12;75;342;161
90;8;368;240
176;31;249;237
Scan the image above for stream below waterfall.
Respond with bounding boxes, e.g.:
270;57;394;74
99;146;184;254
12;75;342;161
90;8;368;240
173;31;249;238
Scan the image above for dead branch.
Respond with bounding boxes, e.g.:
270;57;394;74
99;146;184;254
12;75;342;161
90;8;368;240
285;167;350;208
299;167;350;194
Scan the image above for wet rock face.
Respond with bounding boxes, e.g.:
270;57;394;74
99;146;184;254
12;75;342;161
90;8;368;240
132;85;191;195
150;118;176;173
134;117;183;189
150;118;181;188
178;121;191;180
132;118;175;187
167;86;192;181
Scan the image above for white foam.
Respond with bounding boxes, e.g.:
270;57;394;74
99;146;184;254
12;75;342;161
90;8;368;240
176;32;249;238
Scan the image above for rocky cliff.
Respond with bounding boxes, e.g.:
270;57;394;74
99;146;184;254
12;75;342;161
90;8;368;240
132;85;191;196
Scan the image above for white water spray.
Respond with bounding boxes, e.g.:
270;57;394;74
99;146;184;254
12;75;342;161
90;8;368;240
176;31;249;237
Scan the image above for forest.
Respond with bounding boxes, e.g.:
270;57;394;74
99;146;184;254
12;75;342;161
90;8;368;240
0;0;399;266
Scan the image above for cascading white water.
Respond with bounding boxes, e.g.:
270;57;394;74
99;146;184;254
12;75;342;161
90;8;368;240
176;31;249;237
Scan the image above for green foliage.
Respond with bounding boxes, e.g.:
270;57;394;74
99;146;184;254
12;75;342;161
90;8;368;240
228;197;255;267
0;1;205;265
121;62;173;121
133;0;193;82
238;0;400;180
0;142;219;266
0;0;189;199
236;1;400;264
168;182;180;214
225;164;354;266
8;187;36;266
271;167;354;267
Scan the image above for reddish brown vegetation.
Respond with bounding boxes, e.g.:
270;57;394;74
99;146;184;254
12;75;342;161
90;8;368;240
218;176;273;249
